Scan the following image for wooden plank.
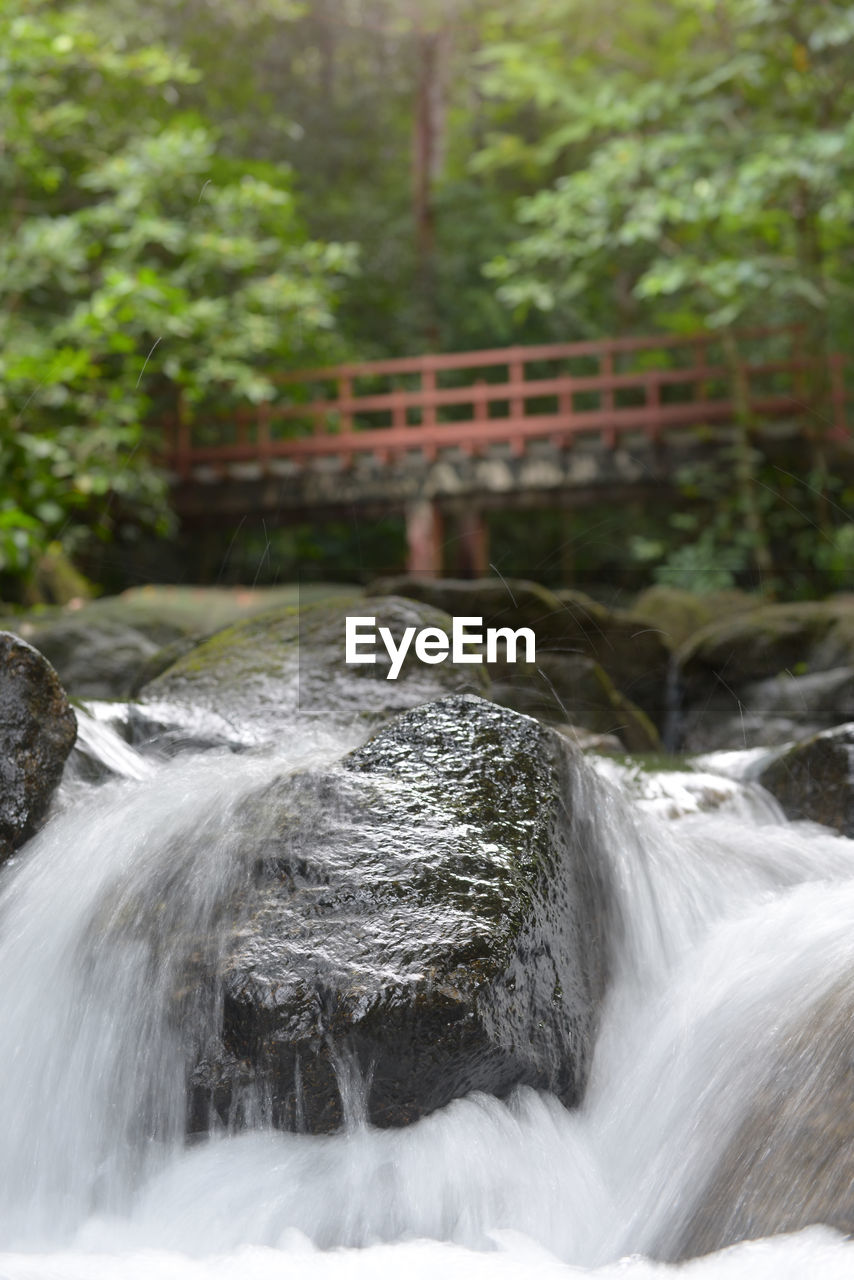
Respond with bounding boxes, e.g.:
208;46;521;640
391;387;407;430
406;499;443;575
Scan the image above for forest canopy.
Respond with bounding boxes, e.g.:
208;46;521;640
2;0;854;595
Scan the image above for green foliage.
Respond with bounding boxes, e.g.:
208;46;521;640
477;0;854;338
5;0;854;597
0;0;355;597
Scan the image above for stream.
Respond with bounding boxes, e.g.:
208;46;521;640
0;706;852;1278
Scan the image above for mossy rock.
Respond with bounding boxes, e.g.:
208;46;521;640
368;577;670;728
368;576;564;632
678;602;848;689
24;544;94;607
137;595;489;746
546;589;671;726
0;584;356;701
190;695;611;1134
0;614;163;701
631;586;719;649
675;602;854;751
757;725;854;836
631;586;758;652
487;652;660;753
0;633;77;862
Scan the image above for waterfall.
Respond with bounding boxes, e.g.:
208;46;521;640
0;711;853;1278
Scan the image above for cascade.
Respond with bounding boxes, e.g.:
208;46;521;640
0;705;853;1279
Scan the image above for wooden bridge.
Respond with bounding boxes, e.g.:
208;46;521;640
165;327;851;575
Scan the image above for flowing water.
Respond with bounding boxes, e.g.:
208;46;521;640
1;706;853;1278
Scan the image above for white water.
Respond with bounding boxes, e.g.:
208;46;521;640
0;714;853;1278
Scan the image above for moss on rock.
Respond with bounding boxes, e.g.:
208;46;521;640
138;596;490;746
368;576;671;729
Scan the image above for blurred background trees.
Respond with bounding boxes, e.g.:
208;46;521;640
3;0;854;598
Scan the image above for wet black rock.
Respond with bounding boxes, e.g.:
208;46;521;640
0;632;77;862
190;695;611;1134
757;725;854;837
137;595;488;747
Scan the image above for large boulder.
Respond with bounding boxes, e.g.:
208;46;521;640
369;576;671;730
136;596;489;748
677;601;854;752
549;588;671;727
631;585;754;650
670;977;854;1258
677;668;854;754
757;725;854;837
189;695;611;1134
0;633;77;862
678;602;845;689
0;585;355;701
6;615;163;701
488;652;660;752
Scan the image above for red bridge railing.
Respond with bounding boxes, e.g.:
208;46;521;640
165;327;850;480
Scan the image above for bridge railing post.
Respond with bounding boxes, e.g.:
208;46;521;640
646;380;662;439
509;355;524;420
338;374;354;433
600;348;616;447
420;366;438;460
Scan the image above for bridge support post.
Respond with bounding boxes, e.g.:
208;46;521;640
405;499;443;577
457;508;489;578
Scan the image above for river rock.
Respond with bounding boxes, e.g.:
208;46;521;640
679;602;844;688
757;725;854;837
489;652;660;752
677;601;854;751
670;977;854;1258
369;576;671;729
0;633;77;862
631;586;754;649
135;595;489;748
8;615;163;701
0;585;350;701
189;695;611;1134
